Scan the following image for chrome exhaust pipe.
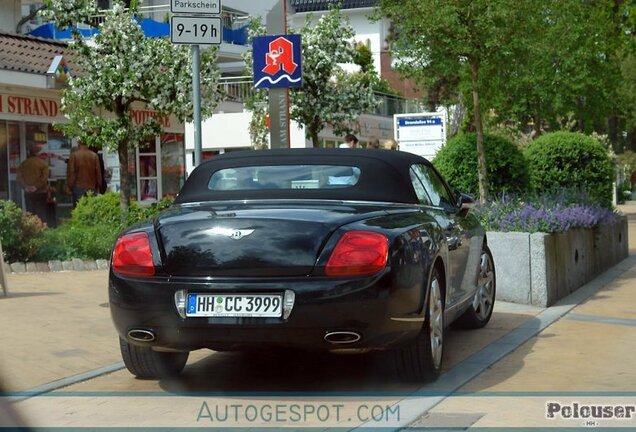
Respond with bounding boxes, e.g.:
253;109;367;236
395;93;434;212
127;329;155;342
324;331;361;344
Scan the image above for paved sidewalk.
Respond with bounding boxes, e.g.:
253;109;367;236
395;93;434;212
0;271;117;392
409;204;636;429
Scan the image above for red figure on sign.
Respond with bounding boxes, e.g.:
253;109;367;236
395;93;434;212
262;37;298;76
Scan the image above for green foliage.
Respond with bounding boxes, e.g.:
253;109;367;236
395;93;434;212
353;43;373;73
433;134;529;197
0;200;47;262
42;0;223;214
290;8;377;146
483;1;629;136
524;132;614;207
241;17;269;149
33;193;176;262
34;224;119;261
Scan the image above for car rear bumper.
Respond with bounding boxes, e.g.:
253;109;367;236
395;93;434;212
109;270;425;352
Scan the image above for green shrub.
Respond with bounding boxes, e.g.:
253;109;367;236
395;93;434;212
432;133;529;198
71;192;141;228
0;200;47;262
34;224;119;261
33;193;177;261
524;132;614;207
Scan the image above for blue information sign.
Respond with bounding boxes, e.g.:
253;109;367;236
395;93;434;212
398;117;442;126
252;34;303;89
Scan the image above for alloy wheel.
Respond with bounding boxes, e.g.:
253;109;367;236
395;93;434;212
473;250;495;321
428;276;444;369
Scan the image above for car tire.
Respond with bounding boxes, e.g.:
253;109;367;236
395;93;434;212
119;337;189;379
390;267;444;383
455;243;496;329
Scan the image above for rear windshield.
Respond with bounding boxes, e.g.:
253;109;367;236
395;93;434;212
208;165;361;191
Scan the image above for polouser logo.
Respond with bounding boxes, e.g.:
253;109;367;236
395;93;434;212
253;34;303;89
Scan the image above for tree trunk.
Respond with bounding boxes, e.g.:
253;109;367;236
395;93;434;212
118;137;131;223
470;60;488;203
533;113;542;138
608;115;620;153
310;128;320;148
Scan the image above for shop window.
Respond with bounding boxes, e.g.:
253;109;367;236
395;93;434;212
0;123;7;200
161;133;185;198
46;124;72;209
7;123;21;207
137;137;158;202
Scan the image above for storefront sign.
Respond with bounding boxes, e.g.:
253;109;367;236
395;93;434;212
0;94;59;118
130;109;171;128
394;112;447;159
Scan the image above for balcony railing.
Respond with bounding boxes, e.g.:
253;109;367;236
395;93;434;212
373;92;426;117
218;77;425;116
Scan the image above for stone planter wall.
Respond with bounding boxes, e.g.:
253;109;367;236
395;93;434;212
488;216;628;307
5;259;110;274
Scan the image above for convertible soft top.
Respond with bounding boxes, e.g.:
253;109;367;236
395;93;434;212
175;148;433;204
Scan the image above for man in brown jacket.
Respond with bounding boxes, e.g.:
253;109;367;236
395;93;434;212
17;145;49;221
67;142;102;208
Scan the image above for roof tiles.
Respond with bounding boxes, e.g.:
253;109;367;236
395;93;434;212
0;31;69;75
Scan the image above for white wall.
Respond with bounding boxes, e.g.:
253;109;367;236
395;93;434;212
289;8;389;75
225;0;279;19
184;111;309;174
185;111;308;151
0;0;20;33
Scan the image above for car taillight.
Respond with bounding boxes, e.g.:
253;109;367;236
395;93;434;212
112;232;155;277
325;231;389;277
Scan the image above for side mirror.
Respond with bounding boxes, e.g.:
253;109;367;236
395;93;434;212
455;190;475;209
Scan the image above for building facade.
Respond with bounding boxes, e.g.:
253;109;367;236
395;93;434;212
0;1;251;217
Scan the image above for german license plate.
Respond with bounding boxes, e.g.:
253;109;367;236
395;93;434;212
186;294;283;317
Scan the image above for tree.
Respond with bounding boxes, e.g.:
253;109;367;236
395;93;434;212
242;9;377;148
378;0;537;202
483;1;630;140
41;0;223;216
241;18;269;149
291;9;377;147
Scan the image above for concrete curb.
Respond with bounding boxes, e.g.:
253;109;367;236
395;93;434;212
5;259;110;274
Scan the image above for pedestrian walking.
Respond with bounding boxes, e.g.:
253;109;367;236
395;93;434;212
16;144;49;222
383;138;399;150
339;134;359;148
66;141;102;208
369;137;381;149
90;146;108;194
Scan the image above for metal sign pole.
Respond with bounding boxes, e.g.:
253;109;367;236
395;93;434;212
192;44;202;166
266;0;291;149
0;241;8;297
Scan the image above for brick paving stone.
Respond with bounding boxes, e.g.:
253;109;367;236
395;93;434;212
36;262;50;272
84;261;97;271
48;260;62;272
72;259;85;271
10;262;25;273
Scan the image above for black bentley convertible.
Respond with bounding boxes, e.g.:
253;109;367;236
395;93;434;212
109;148;496;382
